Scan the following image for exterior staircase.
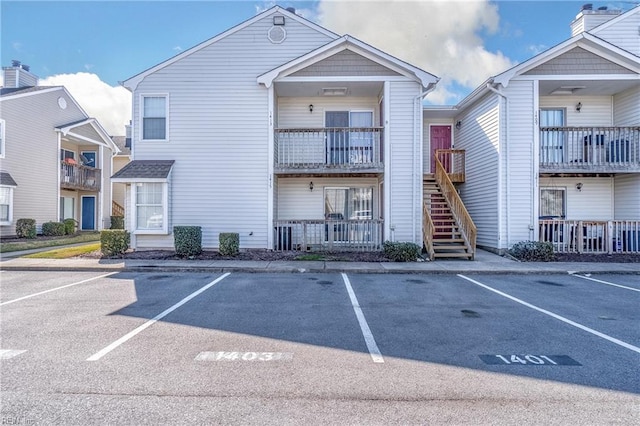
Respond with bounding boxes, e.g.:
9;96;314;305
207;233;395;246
423;174;474;259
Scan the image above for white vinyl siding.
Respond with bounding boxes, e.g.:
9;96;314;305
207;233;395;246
613;86;640;126
388;81;421;244
277;97;380;128
0;89;89;235
277;177;379;220
591;10;640;56
504;80;536;247
453;93;500;250
0;119;5;158
0;186;14;224
614;175;640;219
130;13;334;249
540;95;613;126
540;177;613;220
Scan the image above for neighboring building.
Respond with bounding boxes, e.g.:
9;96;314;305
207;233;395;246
111;128;132;218
0;61;120;236
424;4;640;255
115;6;442;253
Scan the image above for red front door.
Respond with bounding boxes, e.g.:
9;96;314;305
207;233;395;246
430;125;452;172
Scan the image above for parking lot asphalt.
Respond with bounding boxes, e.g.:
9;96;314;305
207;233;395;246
1;270;638;424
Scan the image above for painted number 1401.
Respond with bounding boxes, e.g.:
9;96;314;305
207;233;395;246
495;355;557;365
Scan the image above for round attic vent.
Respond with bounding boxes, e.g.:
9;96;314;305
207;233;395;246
268;26;286;44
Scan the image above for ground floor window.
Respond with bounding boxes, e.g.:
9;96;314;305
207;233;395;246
60;197;75;221
135;182;166;231
324;187;373;220
0;186;13;224
540;188;565;218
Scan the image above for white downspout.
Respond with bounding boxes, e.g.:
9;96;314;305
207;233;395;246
486;82;509;250
414;84;437;244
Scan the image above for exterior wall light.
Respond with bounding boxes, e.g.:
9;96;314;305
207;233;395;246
309;104;313;113
576;102;582;112
309;181;314;191
576;182;583;191
455;120;462;129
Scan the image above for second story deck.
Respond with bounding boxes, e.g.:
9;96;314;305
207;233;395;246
539;126;640;174
275;127;383;174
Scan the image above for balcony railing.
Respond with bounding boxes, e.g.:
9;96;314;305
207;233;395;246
435;149;466;183
60;162;101;191
539;219;640;254
539;126;640;172
274;219;383;251
275;127;383;172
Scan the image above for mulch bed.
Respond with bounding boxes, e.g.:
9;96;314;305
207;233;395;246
553;253;640;263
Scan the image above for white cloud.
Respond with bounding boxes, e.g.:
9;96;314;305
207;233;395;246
39;73;131;136
317;0;515;104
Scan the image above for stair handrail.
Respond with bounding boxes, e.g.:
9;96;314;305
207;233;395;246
112;200;125;217
422;201;436;261
434;155;477;259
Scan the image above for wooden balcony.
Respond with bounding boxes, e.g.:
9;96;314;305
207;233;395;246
539;126;640;173
60;162;101;191
274;219;383;251
275;127;383;174
435;149;466;183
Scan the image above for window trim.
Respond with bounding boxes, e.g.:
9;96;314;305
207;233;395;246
0;185;15;225
0;119;5;159
131;181;169;234
539;187;566;219
140;94;169;142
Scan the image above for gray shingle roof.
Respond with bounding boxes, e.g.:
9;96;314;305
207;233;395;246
0;86;60;97
111;160;174;180
111;136;131;155
0;171;18;186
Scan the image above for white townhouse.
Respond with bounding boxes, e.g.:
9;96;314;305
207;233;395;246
423;4;640;256
0;62;120;235
115;6;444;253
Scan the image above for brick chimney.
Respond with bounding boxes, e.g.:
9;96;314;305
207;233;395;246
570;4;622;36
2;60;39;88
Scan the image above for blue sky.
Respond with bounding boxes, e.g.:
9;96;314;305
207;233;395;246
1;0;636;134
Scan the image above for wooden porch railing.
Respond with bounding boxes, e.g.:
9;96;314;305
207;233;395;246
275;127;383;171
422;202;436;260
273;219;383;252
539;126;640;171
60;162;101;191
112;201;125;217
434;156;477;259
539;219;640;254
436;149;466;183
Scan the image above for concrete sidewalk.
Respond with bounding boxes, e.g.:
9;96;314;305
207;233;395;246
0;249;638;274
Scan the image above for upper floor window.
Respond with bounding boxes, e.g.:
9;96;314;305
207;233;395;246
0;119;5;158
142;95;167;140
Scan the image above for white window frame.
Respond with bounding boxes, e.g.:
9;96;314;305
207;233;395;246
0;119;5;159
539;187;566;218
131;181;169;234
0;185;15;225
140;94;169;142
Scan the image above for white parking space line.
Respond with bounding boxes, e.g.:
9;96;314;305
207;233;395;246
0;272;118;306
0;349;26;359
341;273;384;363
458;274;640;355
87;273;231;361
570;273;640;293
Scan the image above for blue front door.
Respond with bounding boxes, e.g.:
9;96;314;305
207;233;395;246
81;196;96;230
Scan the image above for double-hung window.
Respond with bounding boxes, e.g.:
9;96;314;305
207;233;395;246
0;186;14;224
135;182;167;232
142;95;168;141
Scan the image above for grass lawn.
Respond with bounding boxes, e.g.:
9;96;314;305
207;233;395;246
24;243;101;259
0;232;101;253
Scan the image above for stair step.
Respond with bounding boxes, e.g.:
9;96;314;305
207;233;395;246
433;252;473;259
435;238;465;243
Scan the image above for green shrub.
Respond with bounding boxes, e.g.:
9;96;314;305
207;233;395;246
16;218;36;239
383;241;422;262
509;241;554;262
100;230;130;256
173;226;202;257
42;221;66;236
110;216;125;229
63;218;77;235
219;232;239;256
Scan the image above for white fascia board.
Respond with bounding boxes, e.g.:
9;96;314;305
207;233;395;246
494;33;640;87
123;6;338;91
511;74;639;81
56;119;120;153
111;177;168;183
0;86;63;102
258;35;439;89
